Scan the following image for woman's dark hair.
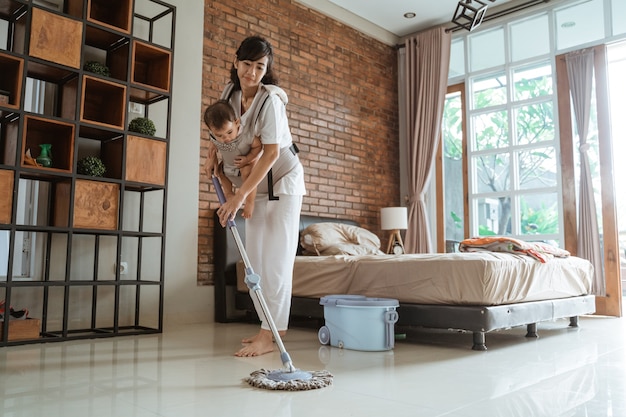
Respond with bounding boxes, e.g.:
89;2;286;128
229;35;278;90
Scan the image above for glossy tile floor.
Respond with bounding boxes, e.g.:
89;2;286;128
1;311;625;417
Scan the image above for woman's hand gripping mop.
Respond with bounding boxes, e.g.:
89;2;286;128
212;175;333;391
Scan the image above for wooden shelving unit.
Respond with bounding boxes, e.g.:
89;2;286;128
0;52;23;109
80;75;127;129
28;7;83;69
0;169;13;224
125;134;167;185
0;0;175;346
21;115;75;172
86;0;133;34
54;179;120;230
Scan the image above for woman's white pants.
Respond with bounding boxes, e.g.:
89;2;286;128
245;194;302;331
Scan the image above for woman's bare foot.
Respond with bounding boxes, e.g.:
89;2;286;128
235;329;275;357
241;333;259;344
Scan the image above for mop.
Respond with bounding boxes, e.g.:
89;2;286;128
212;176;333;391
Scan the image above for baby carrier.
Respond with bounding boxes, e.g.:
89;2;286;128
220;83;300;200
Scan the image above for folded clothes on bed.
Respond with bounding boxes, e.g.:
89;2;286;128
459;236;570;263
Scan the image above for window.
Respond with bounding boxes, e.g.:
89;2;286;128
449;38;466;78
440;86;467;247
469;27;505;72
510;14;550;62
555;0;604;51
442;0;625;313
468;61;559;239
612;0;626;36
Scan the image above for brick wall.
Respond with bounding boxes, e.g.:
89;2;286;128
198;0;400;285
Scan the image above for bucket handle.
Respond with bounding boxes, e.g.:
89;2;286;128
385;310;399;349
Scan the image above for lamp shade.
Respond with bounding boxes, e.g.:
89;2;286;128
380;207;408;230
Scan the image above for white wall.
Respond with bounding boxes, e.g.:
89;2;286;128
162;0;213;326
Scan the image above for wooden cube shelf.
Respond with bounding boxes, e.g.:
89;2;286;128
54;179;120;230
59;76;79;120
80;75;126;130
87;0;132;34
67;0;133;32
0;0;25;20
0;52;23;109
29;7;83;69
26;60;78;85
76;133;123;180
126;135;167;186
21;115;75;173
1;114;19;165
131;40;171;93
2;0;175;347
25;61;79;120
99;135;123;180
0;169;14;224
84;25;130;82
0;318;41;341
0;0;27;54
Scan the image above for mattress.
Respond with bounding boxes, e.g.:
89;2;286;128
237;252;594;306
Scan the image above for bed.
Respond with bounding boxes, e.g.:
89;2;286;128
212;211;596;350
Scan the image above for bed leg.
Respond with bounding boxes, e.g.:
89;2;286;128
525;323;538;338
569;316;579;327
472;332;487;351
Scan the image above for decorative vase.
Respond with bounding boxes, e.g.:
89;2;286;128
36;144;52;167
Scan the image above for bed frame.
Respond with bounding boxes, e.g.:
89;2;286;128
212;211;596;350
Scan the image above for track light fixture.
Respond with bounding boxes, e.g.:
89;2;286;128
451;0;496;32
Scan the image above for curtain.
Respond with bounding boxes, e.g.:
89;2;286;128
565;49;605;295
403;27;451;253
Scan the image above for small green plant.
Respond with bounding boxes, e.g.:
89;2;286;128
77;156;106;177
128;117;156;136
83;61;110;77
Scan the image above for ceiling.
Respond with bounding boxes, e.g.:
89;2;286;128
294;0;546;45
327;0;476;36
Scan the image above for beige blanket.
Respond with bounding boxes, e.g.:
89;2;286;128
238;252;593;306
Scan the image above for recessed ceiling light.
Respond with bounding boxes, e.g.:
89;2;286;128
404;12;416;19
561;21;576;29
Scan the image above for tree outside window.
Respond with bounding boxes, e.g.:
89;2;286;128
443;61;561;242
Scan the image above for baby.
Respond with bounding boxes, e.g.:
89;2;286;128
204;100;262;218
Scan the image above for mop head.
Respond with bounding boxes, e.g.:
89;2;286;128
245;368;333;391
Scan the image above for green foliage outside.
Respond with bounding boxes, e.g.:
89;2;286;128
443;66;562;237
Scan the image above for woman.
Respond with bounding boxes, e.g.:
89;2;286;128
210;36;306;357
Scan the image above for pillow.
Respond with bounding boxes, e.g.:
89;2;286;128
300;223;383;256
315;243;384;256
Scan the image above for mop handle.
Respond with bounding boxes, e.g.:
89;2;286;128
212;176;296;372
211;175;236;228
212;176;254;271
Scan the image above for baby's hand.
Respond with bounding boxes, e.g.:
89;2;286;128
233;155;247;168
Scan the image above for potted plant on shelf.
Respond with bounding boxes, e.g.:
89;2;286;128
128;117;156;136
77;156;106;177
83;61;111;77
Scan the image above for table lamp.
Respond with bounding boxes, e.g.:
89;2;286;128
381;207;407;254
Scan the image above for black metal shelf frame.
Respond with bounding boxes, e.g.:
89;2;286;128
0;0;175;346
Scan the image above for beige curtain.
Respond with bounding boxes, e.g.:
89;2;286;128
565;49;605;295
403;27;451;253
